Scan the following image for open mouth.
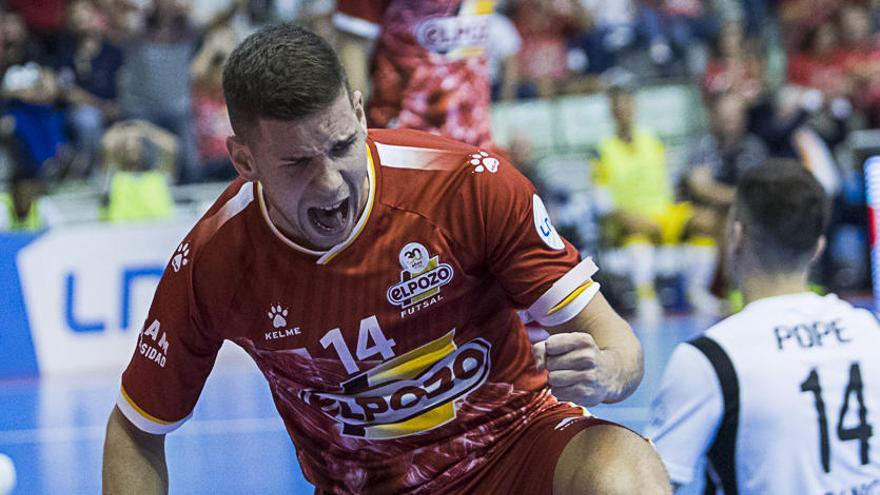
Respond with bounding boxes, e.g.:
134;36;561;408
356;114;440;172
307;197;350;234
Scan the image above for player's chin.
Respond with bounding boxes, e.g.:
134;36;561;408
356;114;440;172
301;216;353;250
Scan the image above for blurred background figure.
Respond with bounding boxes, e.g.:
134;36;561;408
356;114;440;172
505;0;591;99
683;91;767;303
685;92;767;232
1;61;70;180
486;11;522;101
703;21;763;105
190;26;236;181
98;119;176;223
0;174;48;231
53;0;124;177
334;0;496;146
108;0;240;184
594;71;719;322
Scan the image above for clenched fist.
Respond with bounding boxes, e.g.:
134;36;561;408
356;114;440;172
532;332;622;407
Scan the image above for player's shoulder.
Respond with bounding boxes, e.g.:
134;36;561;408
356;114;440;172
369;128;512;202
821;293;880;333
176;178;257;280
701;307;759;343
369;128;486;165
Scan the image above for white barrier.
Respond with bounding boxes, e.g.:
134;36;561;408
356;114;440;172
16;220;192;375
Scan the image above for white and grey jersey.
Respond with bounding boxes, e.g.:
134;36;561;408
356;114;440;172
646;292;880;495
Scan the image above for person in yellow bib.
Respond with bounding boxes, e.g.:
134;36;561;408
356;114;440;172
99;120;177;223
0;177;46;231
593;73;720;322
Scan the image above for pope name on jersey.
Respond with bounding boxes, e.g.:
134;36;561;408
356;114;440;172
118;130;600;493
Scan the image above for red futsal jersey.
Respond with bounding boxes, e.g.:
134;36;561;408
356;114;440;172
334;0;494;147
118;129;601;493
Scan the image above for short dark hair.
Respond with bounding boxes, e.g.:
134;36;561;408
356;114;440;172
222;23;349;138
734;159;830;273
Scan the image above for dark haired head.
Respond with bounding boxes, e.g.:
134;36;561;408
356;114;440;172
222;23;350;139
733;160;830;273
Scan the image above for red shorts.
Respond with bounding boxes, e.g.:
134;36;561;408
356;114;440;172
464;404;628;495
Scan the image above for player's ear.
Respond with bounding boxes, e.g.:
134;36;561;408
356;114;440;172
227;135;258;181
811;235;827;263
351;89;367;132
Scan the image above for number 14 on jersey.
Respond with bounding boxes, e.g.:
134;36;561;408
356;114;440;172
800;362;873;473
320;316;397;375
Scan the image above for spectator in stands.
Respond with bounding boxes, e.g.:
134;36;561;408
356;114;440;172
53;0;124;176
507;0;592;98
569;0;639;80
778;0;839;48
786;19;851;101
684;90;768;304
487;13;523;101
835;2;880;126
749;85;849;163
739;0;771;40
6;0;67;56
648;0;719;73
1;61;70;180
109;0;241;184
0;11;45;73
99;119;176;223
0;174;47;231
191;0;313;43
333;0;497;147
594;72;720;321
686;92;767;220
703;21;763;105
191;27;236;182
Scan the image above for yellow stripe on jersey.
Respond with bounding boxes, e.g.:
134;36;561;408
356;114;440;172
545;281;594;317
367;403;456;440
120;385;177;425
368;330;457;385
461;0;494;15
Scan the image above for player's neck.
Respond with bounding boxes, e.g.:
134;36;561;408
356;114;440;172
739;270;810;306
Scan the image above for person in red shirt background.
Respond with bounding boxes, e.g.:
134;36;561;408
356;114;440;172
786;19;851;100
506;0;591;99
333;0;496;148
703;21;764;105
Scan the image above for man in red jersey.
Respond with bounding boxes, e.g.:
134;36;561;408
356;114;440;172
102;24;670;495
333;0;495;147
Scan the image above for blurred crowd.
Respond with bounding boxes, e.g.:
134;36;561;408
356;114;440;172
0;0;335;227
0;0;875;300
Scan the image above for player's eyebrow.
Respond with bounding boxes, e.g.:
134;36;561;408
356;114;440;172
331;132;358;150
280;132;358;163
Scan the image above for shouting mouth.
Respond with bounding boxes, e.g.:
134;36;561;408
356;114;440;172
307;197;351;234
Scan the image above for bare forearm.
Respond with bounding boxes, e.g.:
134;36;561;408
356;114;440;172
547;293;645;404
591;304;643;403
103;407;168;495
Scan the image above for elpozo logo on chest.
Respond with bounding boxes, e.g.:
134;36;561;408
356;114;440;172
387;242;453;317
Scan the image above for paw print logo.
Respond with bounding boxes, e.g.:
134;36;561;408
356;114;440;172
468;151;500;174
268;305;288;329
171;242;190;273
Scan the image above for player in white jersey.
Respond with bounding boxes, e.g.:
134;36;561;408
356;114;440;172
646;160;880;495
